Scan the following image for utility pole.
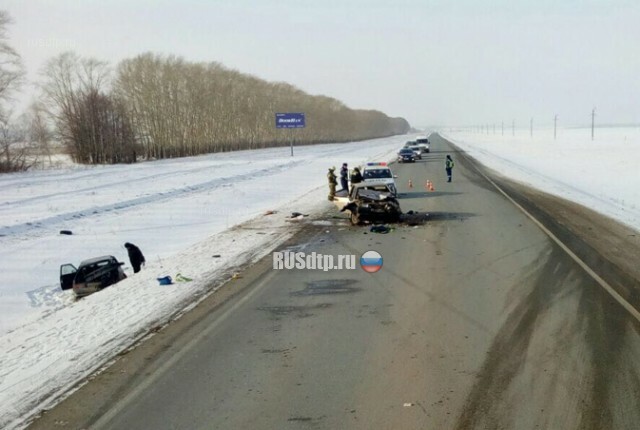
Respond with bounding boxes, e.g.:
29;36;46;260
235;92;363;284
591;107;596;140
530;117;533;137
493;124;496;134
501;120;504;136
512;119;515;136
554;114;558;140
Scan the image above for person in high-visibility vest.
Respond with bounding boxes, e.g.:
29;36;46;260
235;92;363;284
445;155;454;182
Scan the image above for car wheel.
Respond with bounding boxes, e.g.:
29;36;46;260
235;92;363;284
350;211;360;225
99;273;111;288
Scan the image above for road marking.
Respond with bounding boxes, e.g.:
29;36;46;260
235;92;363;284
452;140;640;324
91;267;279;429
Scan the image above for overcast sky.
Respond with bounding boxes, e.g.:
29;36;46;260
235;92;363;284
3;0;639;127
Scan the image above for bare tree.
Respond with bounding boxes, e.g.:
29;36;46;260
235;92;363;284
25;101;54;165
37;51;409;165
0;11;24;123
114;53;410;160
0;112;30;172
39;52;136;164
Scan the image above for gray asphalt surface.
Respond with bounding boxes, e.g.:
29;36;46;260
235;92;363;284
29;135;640;430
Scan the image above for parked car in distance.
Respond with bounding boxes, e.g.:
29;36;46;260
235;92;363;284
397;148;416;163
361;162;397;195
415;135;430;153
60;255;127;298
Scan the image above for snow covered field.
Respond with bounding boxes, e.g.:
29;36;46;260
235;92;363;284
442;126;640;232
1;126;639;429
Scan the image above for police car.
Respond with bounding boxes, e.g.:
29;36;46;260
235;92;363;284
361;162;397;195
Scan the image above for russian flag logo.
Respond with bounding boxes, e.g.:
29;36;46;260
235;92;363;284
360;250;383;273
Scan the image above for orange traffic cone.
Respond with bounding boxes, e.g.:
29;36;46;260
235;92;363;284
426;180;435;191
408;179;413;188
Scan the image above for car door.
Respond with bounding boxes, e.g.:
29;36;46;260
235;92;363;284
60;264;77;290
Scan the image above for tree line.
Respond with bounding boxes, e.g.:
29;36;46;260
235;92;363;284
0;11;409;170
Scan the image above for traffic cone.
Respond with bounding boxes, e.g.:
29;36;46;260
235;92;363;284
408;179;413;188
426;180;434;191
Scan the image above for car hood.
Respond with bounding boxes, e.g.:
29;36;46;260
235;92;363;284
356;189;395;202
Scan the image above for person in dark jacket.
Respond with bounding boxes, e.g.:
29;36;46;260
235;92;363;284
340;163;349;191
327;167;337;200
350;167;363;188
124;242;146;273
445;155;454;182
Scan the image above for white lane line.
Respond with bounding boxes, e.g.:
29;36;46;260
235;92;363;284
450;138;640;324
92;267;279;429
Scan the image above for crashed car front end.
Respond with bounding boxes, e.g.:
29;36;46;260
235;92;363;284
357;195;400;218
341;186;402;225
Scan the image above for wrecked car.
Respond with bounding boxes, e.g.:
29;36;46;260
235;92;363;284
340;183;402;225
60;255;127;298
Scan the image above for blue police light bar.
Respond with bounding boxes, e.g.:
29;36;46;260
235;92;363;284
366;162;387;166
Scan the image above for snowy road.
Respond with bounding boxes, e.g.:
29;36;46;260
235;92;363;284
4;127;640;429
28;135;640;430
0;136;408;430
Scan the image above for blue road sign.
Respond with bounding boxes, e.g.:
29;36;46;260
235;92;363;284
276;113;306;128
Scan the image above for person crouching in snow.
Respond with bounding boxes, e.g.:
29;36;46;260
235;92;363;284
125;242;146;273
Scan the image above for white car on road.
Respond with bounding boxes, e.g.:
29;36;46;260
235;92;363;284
415;136;430;153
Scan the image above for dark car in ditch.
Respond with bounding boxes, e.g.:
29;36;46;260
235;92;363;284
340;183;402;225
60;255;127;298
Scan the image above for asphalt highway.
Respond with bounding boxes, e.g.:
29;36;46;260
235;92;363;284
29;135;640;430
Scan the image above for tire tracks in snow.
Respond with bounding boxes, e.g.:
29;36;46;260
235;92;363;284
0;159;304;241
